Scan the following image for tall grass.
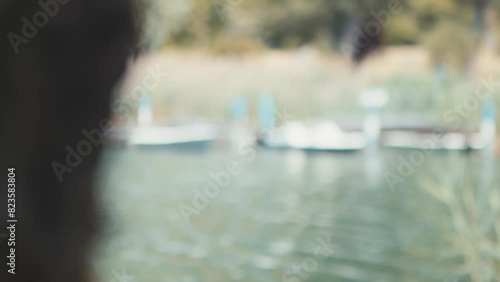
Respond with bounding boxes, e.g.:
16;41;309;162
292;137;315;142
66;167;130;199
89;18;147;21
419;154;500;282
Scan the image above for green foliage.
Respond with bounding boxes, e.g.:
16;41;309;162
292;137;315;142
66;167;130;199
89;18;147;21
209;34;263;54
409;0;458;29
385;14;420;45
138;0;497;71
423;20;479;70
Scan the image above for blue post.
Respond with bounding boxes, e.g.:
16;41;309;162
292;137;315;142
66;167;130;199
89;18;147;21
358;88;388;149
229;94;247;121
258;93;275;129
478;101;496;235
138;94;153;126
480;101;496;151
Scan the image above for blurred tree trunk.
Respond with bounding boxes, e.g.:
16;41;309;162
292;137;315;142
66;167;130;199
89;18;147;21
473;0;488;30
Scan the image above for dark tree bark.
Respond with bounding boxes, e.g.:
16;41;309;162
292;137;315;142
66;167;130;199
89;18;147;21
473;0;488;30
347;0;384;64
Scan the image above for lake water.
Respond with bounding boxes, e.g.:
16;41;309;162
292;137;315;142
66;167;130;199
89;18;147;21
94;146;499;282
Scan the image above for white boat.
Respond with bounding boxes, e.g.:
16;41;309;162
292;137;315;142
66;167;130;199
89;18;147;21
106;94;218;149
107;124;218;149
381;129;484;151
381;101;496;152
258;121;365;152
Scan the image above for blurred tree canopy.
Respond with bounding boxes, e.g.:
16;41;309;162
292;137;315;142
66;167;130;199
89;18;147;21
139;0;500;68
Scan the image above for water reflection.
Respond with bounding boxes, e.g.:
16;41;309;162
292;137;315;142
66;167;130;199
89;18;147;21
96;147;498;282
